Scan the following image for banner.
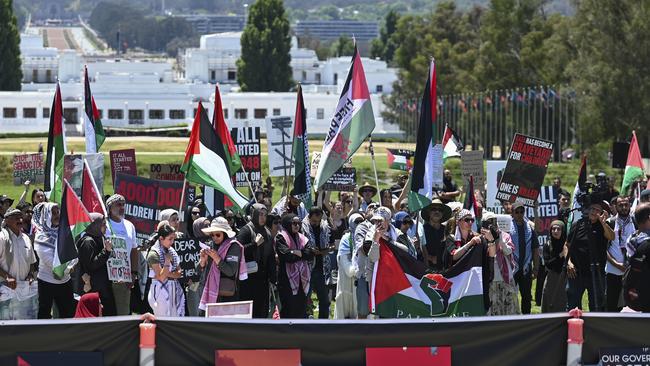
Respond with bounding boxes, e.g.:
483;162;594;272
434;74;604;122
265;116;294;177
496;134;553;207
109;149;136;185
150;164;184;181
432;144;444;190
114;173;192;245
534;186;559;247
173;238;202;281
311;152;352;179
107;236;132;283
12;153;44;185
486;160;507;213
63;153;104;197
322;167;357;191
232;126;261;188
461;150;485;190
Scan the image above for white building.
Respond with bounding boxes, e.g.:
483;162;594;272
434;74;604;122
20;32;59;83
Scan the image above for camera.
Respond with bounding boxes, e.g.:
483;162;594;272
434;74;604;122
481;221;500;240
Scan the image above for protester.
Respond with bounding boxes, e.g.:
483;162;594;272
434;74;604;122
509;202;539;314
420;199;452;272
271;190;308;220
74;292;102;318
483;212;519;315
187;206;203;239
236;203;276;318
0;209;38;320
147;223;185;317
198;217;247;315
0;194;14;227
605;196;635;312
379;188;395;213
77;213;117;316
105;194;138;315
160;209;183;238
301;206;334;319
627;203;650;258
552;177;570;198
541;220;568;313
640;189;650;204
566;201;613;311
185;217;210;316
439;169;461;204
352;204;377;318
358;182;378;213
623;203;650;312
34;202;76;319
15;202;33;237
334;213;363;319
390;174;408;198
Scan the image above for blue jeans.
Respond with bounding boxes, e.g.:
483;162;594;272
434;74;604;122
0;295;38;320
310;265;330;319
356;278;369;318
567;264;605;311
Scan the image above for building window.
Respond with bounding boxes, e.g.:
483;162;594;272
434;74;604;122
316;73;321;84
302;71;307;81
169;109;185;119
149;109;164;120
253;108;267;119
227;71;236;81
235;108;248;119
223;109;228;119
32;69;38;82
108;109;124;120
42;108;50;118
316;108;324;120
376;85;383;93
3;108;16;118
273;108;281;116
23;108;37;118
45;70;52;83
210;70;216;82
128;109;144;124
63;108;78;124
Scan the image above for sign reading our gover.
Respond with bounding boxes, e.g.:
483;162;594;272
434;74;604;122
496;133;553;207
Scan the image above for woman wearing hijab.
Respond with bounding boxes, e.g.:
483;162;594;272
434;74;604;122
77;213;117;316
146;224;185;317
275;213;315;318
197;217;247;316
160;209;183;238
185;216;210;316
236;203;276;318
334;213;364;319
541;220;568;313
74;292;102;318
34;202;77;318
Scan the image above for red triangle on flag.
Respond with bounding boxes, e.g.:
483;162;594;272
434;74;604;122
81;159;105;215
386;149;395;167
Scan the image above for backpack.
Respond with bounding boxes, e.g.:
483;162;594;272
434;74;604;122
622;240;650;312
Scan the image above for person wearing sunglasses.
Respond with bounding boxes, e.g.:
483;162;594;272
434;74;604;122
509;201;539;314
146;224;185;317
420;199;452;271
541;220;568;313
444;209;483;268
301;206;335;319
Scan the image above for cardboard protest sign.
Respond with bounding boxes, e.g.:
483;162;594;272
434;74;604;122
486;160;507;213
13;153;44;185
386;149;414;171
232;126;261;187
495;214;512;233
432;144;444;190
461;150;485;190
173;238;202;281
496;134;553;207
533;186;559;247
322;167;357;191
149;164;184;181
63;153;104;197
265;116;294;177
110;149;136;185
311;152;352;179
107;236;132;283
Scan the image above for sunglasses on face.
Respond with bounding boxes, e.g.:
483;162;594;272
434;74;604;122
551;227;562;232
210;232;224;238
191;211;200;216
345;200;353;204
462;218;475;223
291;222;301;226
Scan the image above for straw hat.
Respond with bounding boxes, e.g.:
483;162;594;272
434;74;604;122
421;198;452;222
201;216;235;238
358;182;378;197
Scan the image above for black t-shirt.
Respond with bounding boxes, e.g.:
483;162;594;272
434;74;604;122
424;223;446;268
568;218;607;274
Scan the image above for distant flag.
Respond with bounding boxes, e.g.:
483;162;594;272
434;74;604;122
290;84;313;209
44;83;67;203
568;155;587;231
621;131;645;196
83;66;105;153
181;103;249;210
408;59;437;212
386;148;414;171
81;158;106;215
441;124;463;159
314;45;375;188
53;180;91;279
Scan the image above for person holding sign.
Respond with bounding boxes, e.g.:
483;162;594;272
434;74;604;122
146;224;185;317
105;194;137;315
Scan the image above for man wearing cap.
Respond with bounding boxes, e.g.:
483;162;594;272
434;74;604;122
358;182;378;213
509;201;539;314
420;199;452;271
271;189;308;221
302;206;334;318
0;195;15;228
0;209;38;319
566;200;614;311
105;194;138;315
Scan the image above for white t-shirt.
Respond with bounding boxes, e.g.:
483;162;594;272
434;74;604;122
106;217;137;252
0;229;36;281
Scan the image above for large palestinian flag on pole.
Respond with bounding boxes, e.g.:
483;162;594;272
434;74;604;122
181;103;249;210
442;124;463;159
53;180;91;279
83;66;105;153
409;59;437;212
371;238;486;318
621;131;645;196
314;45;375;188
44;83;67;204
291;84;313;209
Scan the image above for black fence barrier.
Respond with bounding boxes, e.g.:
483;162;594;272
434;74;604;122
581;313;650;365
155;314;569;366
0;316;140;366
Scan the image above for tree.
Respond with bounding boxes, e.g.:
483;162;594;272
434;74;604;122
329;35;354;57
371;9;400;65
237;0;292;92
0;0;23;91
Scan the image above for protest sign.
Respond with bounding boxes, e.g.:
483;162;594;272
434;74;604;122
432;144;444;190
109;149;136;185
534;186;559;246
149;164;184;181
232;126;261;187
12;153;44;185
173;238;201;281
486;160;507;213
496;134;553;207
265;116;294;177
114;173;193;246
495;214;512;233
107;236;132;283
461;150;485;190
322;167;357;191
599;347;650;366
386;149;414;171
63;153;104;197
311;152;352;179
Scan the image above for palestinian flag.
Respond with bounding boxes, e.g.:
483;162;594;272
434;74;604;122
81;158;106;215
568;155;587;231
181;103;249;210
442;124;463;159
386;148;414;171
464;175;480;218
53;180;91;278
621;131;645;196
83;66;105;153
408;60;437;212
44;83;67;203
371;237;485;318
314;45;375;188
291;84;313;209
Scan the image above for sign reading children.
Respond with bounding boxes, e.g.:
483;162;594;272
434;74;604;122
231;126;261;187
497;133;553;207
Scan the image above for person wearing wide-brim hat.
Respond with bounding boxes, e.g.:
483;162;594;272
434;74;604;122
420;199;452;271
358;182;378;213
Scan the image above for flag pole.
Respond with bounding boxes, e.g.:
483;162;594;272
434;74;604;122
239;164;258;203
178;178;188;216
369;136;381;206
